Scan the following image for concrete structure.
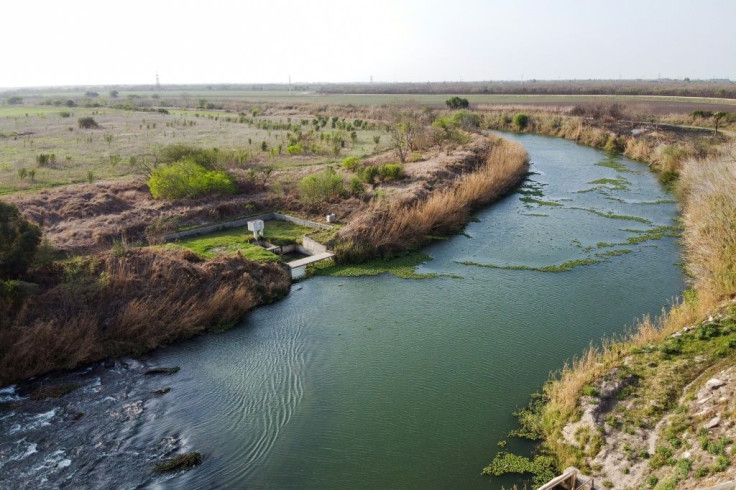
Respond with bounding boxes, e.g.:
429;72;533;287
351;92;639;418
538;467;598;490
161;212;336;281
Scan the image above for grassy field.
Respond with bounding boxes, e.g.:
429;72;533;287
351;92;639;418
0;104;385;195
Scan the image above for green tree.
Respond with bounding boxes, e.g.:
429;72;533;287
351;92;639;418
445;96;469;109
0;201;42;279
147;159;237;199
512;113;529;131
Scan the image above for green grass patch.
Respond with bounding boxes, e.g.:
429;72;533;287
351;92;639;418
163;228;279;262
312;253;441;279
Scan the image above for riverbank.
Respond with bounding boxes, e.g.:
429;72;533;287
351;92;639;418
489;144;736;487
0;249;291;385
0;131;528;385
481;106;730;182
0;130;684;489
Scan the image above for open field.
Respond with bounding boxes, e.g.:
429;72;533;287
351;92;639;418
0;105;385;195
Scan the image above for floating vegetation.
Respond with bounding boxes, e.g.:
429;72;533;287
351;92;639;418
596;248;633;258
312;253;445;279
588;177;630;191
569;207;651;224
520;196;563;207
456;258;599;273
625;225;682;245
636;199;677;205
595;159;632;173
596;242;617;248
523;213;549;217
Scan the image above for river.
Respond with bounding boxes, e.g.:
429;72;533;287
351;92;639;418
0;133;685;489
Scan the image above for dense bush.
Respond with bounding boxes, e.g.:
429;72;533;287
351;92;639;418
378;163;404;181
78;116;99;129
446;96;469;109
286;144;302;155
512;113;529;130
298;167;345;205
0;201;42;280
147;159;237;199
341;156;360;171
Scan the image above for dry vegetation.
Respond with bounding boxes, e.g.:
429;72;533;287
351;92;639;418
481;104;733;180
336;136;528;261
0;248;290;384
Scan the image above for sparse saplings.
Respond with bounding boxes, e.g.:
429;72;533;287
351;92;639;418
0;201;42;280
512;113;529;131
446;96;469;109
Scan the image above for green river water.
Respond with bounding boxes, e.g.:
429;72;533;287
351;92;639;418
143;133;685;488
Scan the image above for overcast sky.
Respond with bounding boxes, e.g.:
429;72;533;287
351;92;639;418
2;0;735;88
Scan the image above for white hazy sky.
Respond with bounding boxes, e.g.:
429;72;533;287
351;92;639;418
2;0;735;88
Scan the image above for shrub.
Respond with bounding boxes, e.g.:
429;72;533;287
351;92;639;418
36;153;56;167
147;159;237;200
341;156;360;171
298;167;345;205
0;201;42;280
59;111;71;118
159;144;219;168
378;163;404;181
359;165;380;184
512;113;529;131
349;176;364;195
78;116;99;129
286;144;302;155
446;96;469;109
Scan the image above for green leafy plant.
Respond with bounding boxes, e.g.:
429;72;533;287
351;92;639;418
147;159;237;200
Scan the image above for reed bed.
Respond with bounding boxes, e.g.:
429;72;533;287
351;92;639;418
336;136;529;262
0;248;290;384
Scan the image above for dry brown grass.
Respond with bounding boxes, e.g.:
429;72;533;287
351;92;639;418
335;136;529;261
0;248;290;384
680;148;736;305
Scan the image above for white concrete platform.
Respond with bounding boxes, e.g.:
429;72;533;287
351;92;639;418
287;252;334;269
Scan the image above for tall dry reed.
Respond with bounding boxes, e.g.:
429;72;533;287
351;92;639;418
337;136;529;261
0;249;291;384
